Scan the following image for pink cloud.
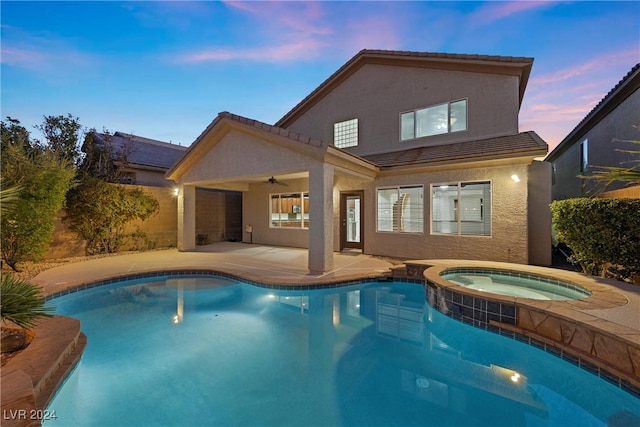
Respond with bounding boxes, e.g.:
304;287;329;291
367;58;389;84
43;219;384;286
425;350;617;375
470;1;556;26
1;25;98;74
521;48;639;151
183;39;326;63
180;1;402;64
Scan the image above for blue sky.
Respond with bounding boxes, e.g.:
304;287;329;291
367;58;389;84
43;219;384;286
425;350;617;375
2;1;638;152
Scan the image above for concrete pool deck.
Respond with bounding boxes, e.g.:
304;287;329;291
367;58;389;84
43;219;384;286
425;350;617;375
31;242;397;295
2;243;639;424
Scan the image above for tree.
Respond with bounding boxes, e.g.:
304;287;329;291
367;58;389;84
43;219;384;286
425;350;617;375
1;118;76;270
78;129;131;182
35;113;83;165
65;177;159;255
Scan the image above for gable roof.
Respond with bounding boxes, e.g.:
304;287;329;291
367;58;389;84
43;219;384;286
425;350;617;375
166;112;378;182
546;63;640;162
362;131;548;168
276;49;534;129
93;131;187;171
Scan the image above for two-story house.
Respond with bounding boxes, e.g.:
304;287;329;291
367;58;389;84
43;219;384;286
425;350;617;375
545;63;640;200
167;50;551;273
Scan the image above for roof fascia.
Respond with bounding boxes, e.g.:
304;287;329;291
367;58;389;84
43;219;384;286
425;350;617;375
325;146;379;180
276;51;533;128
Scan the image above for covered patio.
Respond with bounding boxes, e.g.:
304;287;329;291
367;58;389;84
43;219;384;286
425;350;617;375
165;112;378;274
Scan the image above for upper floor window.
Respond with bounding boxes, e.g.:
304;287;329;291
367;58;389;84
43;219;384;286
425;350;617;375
580;139;588;173
270;192;309;229
377;185;423;233
334;118;358;148
401;99;467;141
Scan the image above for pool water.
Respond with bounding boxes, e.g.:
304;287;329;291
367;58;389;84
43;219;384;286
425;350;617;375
440;271;589;300
45;276;639;426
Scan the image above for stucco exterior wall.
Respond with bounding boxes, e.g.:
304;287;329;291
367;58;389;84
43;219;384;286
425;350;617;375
285;64;521;156
242;178;310;248
180;129;318;185
527;161;552;266
362;164;530;263
550;87;639;200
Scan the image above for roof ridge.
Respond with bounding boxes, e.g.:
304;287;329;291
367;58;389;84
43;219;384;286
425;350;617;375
358;49;534;63
219;111;325;148
113;131;187;150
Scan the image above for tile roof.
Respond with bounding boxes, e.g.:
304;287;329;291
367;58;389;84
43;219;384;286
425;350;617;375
94;131;187;170
216;111;326;148
361;131;548;168
276;49;533;128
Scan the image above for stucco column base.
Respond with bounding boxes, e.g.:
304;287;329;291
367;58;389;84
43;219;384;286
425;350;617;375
308;163;334;273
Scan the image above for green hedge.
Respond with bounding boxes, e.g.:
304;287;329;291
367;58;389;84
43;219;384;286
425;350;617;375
550;198;640;278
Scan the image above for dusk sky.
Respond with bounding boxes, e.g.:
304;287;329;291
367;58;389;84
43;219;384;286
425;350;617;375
2;1;639;153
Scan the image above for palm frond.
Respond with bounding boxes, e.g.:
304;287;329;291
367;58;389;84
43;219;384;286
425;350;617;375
0;273;53;330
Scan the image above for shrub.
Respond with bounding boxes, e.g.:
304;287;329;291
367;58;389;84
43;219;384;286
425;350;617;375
66;177;159;255
551;198;640;278
1;274;53;330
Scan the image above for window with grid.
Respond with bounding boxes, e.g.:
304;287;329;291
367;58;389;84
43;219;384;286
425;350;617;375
334;118;358;148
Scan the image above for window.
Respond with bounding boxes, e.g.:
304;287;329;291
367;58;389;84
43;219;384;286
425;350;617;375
334;118;358;148
401;99;467;141
270;193;309;228
401;100;468;140
580;139;588;173
431;181;491;236
377;186;423;233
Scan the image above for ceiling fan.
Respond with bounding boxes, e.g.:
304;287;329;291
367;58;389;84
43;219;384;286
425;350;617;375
265;176;288;186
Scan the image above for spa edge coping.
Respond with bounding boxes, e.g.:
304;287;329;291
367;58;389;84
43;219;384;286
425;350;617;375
416;260;639;346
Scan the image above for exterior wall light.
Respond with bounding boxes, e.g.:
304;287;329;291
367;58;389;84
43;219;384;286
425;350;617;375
173;188;180;196
511;174;520;183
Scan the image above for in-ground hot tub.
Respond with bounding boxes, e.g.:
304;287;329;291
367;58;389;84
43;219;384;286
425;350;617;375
440;268;591;300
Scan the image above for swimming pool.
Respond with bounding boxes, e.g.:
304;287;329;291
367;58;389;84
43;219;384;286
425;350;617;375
45;275;640;426
440;269;590;300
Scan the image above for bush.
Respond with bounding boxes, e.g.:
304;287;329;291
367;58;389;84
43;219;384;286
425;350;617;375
66;177;159;255
551;198;640;278
1;274;53;330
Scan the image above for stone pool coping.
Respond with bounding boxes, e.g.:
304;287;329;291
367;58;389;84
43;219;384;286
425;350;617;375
405;259;640;397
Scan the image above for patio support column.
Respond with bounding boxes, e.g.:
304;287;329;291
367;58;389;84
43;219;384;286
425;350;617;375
177;184;196;251
308;163;334;273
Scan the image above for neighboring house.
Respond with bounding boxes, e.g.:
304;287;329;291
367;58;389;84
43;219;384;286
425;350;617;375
90;131;188;187
545;63;640;200
167;50;551;273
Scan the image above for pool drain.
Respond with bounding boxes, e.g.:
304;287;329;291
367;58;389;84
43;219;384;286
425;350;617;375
415;378;431;389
